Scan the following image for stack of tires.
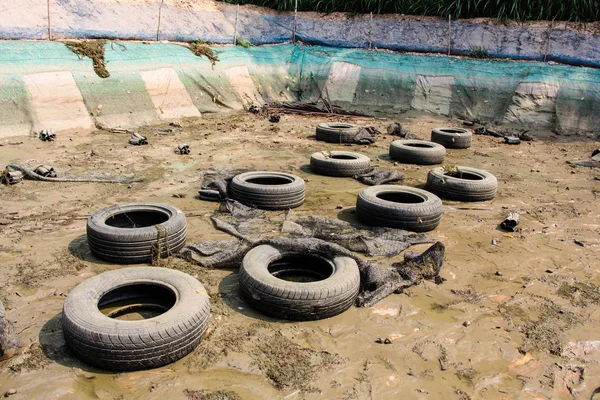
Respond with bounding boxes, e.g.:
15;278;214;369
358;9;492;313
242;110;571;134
230;171;305;210
86;202;187;264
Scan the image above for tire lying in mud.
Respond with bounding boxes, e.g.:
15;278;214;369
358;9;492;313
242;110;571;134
239;245;360;320
87;202;187;264
430;127;473;149
356;185;443;232
62;267;210;371
316;122;361;143
389;140;446;165
230;171;305;210
310;151;371;177
426;166;498;202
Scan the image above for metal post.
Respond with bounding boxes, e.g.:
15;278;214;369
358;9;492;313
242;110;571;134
47;0;52;40
233;4;239;45
293;0;298;43
447;15;451;56
368;12;373;50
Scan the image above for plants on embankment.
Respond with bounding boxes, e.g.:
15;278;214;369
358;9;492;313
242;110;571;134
221;0;600;22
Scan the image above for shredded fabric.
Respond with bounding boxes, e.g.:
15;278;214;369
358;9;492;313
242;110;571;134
354;168;405;186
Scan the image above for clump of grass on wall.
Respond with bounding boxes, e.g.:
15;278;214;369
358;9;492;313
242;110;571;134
65;40;110;78
220;0;599;22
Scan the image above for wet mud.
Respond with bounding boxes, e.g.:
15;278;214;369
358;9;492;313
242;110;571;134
0;110;599;399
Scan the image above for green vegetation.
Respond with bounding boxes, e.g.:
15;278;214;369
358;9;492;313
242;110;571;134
467;45;490;59
65;40;110;78
236;38;253;48
221;0;600;22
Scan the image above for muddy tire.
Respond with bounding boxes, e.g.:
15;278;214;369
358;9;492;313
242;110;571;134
389;140;446;165
316;123;360;143
431;127;473;149
230;171;305;210
356;185;443;232
310;151;371;177
86;202;187;264
426;166;498;202
239;245;360;321
62;267;210;371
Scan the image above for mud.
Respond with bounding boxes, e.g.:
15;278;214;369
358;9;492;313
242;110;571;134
0;110;599;399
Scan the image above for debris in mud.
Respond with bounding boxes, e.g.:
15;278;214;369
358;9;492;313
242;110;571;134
500;213;520;232
462;120;475;127
557;281;600;307
451;286;484;304
247;105;262;114
3;163;144;184
129;132;148;145
183;389;240;400
33;165;56;178
186;41;219;68
1;170;23;185
39;129;56;142
268;114;281;123
568;150;600;168
354;168;405;186
474;127;533;142
504;136;521;145
176;144;191;155
65;40;110;78
266;101;370;117
353;126;381;144
387;122;411;138
4;389;17;397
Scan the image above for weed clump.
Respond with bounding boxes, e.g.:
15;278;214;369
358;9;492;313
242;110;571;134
188;41;219;68
236;38;252;48
65;40;110;78
467;46;490;59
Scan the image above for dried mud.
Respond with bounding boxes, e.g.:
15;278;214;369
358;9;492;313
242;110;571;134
0;110;599;399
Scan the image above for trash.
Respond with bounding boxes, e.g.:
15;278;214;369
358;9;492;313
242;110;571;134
353;126;381;144
265;101;370;118
1;170;24;185
574;239;585;247
176;144;191;155
384;338;392;344
387;122;411;138
39;129;56;141
500;213;520;232
375;338;383;344
248;105;262;114
129;132;148;145
3;163;144;184
169;121;183;128
504;136;521;145
354;168;405;186
462;120;475;126
568;150;600;168
33;165;57;178
268;114;281;123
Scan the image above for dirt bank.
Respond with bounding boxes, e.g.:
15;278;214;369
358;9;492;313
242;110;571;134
0;110;599;399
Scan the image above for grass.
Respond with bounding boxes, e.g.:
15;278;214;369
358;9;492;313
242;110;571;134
236;38;253;48
187;41;220;68
220;0;599;22
65;40;110;78
467;45;490;59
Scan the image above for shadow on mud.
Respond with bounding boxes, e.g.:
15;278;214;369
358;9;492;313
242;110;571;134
38;313;111;374
67;234;111;265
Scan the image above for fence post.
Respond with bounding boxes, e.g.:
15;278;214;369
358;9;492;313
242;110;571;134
293;0;298;43
233;4;239;45
157;0;164;41
368;12;373;50
544;18;555;62
447;15;451;56
47;0;52;40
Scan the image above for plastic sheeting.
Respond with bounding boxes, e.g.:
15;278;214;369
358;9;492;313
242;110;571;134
1;1;600;67
1;41;599;138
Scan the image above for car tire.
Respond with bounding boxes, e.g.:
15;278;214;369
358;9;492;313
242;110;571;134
310;151;371;177
230;171;305;210
389;140;446;165
426;166;497;201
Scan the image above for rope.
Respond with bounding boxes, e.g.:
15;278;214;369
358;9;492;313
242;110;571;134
5;163;144;184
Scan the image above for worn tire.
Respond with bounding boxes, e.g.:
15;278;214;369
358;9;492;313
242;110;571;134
316;123;360;143
62;267;210;371
431;127;473;149
426;166;498;201
239;245;360;321
230;171;305;210
310;151;371;177
356;185;443;232
86;202;187;264
389;140;446;165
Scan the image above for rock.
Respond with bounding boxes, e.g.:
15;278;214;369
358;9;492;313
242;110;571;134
545;269;554;274
463;321;471;327
336;204;343;209
491;239;498;246
5;389;17;397
384;338;392;344
495;271;503;276
375;338;383;344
